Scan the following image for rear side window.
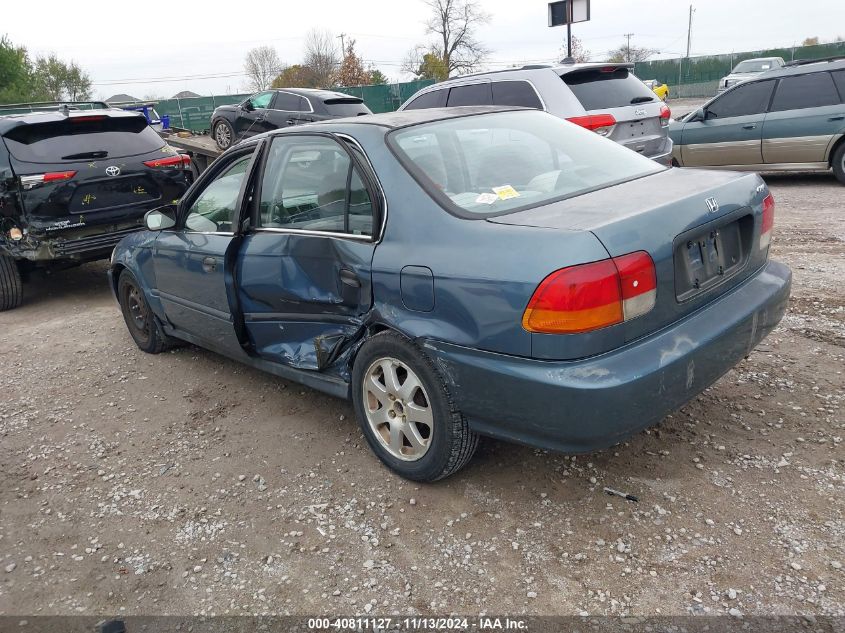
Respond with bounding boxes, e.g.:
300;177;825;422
707;80;774;118
770;72;841;111
492;81;543;109
447;83;492;106
404;89;447;110
323;99;371;117
273;92;304;111
2;115;164;164
563;67;657;110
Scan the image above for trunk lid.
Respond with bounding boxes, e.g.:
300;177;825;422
488;168;771;358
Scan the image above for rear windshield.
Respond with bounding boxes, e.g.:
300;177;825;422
323;99;371;117
389;110;663;218
733;59;778;73
563;67;657;110
2;115;164;163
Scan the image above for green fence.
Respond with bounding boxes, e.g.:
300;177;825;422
634;41;845;98
155;80;434;133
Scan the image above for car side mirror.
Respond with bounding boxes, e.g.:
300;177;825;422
689;108;706;122
242;100;255;112
144;206;177;231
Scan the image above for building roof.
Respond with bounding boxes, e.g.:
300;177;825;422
106;93;141;104
172;90;201;99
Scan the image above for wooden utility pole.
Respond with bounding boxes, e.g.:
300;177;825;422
624;33;634;62
686;5;695;57
337;33;347;55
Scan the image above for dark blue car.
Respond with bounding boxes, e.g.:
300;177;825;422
109;107;791;481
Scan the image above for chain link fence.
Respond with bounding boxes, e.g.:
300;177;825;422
634;41;845;98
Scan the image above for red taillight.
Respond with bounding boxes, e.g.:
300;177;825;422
20;171;77;189
71;115;107;123
522;251;656;334
144;154;192;169
760;193;775;251
566;113;617;137
659;104;671;127
43;171;77;182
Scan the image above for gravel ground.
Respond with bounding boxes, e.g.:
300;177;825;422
0;172;842;618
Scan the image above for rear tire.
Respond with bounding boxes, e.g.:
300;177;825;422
213;120;234;151
0;255;23;311
832;142;845;185
351;331;478;482
117;270;174;354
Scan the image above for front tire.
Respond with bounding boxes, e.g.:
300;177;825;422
352;331;478;482
0;255;23;311
117;271;174;354
213;120;234;151
832;142;845;185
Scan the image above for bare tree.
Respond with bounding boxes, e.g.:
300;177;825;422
559;35;591;63
244;46;282;92
303;29;340;88
409;0;490;78
606;43;657;63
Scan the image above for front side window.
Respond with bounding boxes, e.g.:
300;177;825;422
707;80;774;118
249;92;273;109
770;72;840;112
184;154;252;232
390;110;663;217
258;136;374;236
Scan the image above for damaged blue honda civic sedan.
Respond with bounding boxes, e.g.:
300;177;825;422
109;107;791;481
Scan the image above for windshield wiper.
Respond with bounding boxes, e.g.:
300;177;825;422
62;150;108;160
630;96;655;104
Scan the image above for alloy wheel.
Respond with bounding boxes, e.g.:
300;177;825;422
362;357;434;461
215;123;231;148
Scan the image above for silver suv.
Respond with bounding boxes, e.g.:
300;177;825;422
717;57;785;93
399;63;673;165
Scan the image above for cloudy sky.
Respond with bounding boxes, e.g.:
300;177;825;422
4;0;844;99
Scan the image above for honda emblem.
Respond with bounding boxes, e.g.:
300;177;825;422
705;197;719;214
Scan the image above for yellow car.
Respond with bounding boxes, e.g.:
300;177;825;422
643;79;669;100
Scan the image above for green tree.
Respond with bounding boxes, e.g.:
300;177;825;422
272;64;319;89
0;36;39;103
368;68;388;85
34;54;92;101
405;49;449;82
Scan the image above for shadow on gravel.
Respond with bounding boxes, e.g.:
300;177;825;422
16;261;113;312
761;171;839;186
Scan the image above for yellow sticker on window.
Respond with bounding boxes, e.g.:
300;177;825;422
492;185;520;201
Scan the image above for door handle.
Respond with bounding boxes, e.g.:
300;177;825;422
202;256;217;273
339;268;361;288
742;123;757;129
829;115;845;121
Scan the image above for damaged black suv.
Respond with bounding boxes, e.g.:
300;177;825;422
0;103;192;310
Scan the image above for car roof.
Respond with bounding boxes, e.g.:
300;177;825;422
271;88;363;102
756;56;845;79
253;106;521;138
411;62;636;89
0;107;145;135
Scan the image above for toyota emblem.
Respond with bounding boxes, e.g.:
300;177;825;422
105;165;121;177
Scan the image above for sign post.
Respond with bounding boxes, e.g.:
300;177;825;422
548;0;591;60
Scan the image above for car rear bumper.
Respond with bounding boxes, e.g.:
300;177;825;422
2;226;144;262
421;259;791;453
